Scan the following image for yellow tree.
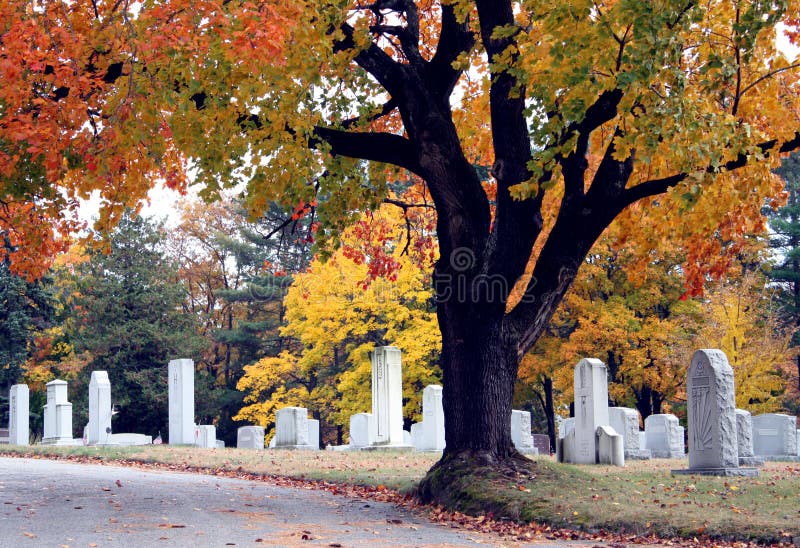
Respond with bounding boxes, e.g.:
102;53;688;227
696;269;794;413
235;206;440;444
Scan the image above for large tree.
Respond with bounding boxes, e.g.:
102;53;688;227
4;0;800;503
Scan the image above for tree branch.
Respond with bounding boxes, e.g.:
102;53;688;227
426;4;475;99
335;23;406;95
621;131;800;207
312;126;423;175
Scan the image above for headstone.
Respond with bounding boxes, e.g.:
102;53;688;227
609;407;650;459
274;407;314;450
674;349;757;476
797;429;800;457
349;413;375;448
86;371;113;445
42;379;78;445
735;409;764;466
532;434;551;455
573;358;609;464
752;413;799;459
370;346;408;447
9;384;29;446
414;385;445;451
596;425;624;466
644;414;684;458
639;431;647;450
558;417;575;439
237;426;265;449
108;433;152;445
168;359;195;445
308;419;320;450
193;425;216;448
215;439;225;449
511;410;537;454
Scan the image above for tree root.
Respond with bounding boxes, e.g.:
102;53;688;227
417;449;543;520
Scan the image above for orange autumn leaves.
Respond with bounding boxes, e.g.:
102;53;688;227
0;0;296;277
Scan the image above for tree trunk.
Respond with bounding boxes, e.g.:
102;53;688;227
543;376;556;454
418;304;531;502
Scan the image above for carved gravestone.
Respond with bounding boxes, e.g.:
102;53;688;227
9;384;29;446
609;407;650;459
168;359;195;445
532;434;551;455
573;358;609;464
349;413;375;448
752;413;799;460
511;410;537;454
274;407;314;450
596;425;624;466
673;349;757;476
411;385;445;451
368;346;412;449
735;409;763;466
194;424;217;448
42;379;78;445
87;371;112;445
645;414;684;458
237;426;265;449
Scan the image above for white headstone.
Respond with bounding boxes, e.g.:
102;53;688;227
735;409;755;457
215;439;225;448
371;346;406;446
108;433;152;445
168;359;195;445
237;426;265;449
413;385;445;451
573;358;609;464
87;371;113;445
194;424;216;448
752;413;798;457
596;425;624;466
511;410;537;454
639;431;647;450
349;413;375;448
274;407;314;449
609;407;649;459
42;379;77;445
558;417;575;439
644;414;684;458
678;349;754;475
308;419;320;450
9;384;29;446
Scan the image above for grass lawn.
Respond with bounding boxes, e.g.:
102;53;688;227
2;445;799;544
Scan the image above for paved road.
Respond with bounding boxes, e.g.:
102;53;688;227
0;457;600;547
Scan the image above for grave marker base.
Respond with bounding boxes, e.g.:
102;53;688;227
738;456;765;467
672;467;758;477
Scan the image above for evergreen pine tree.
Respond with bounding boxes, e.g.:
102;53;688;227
769;152;800;397
70;213;207;438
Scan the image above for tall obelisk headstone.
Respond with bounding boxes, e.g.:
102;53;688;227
9;384;29;446
574;358;609;464
168;359;195;444
87;371;112;445
370;346;407;447
673;349;757;476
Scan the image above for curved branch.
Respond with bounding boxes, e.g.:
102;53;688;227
335;23;406;95
621;131;800;206
312;126;423;175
